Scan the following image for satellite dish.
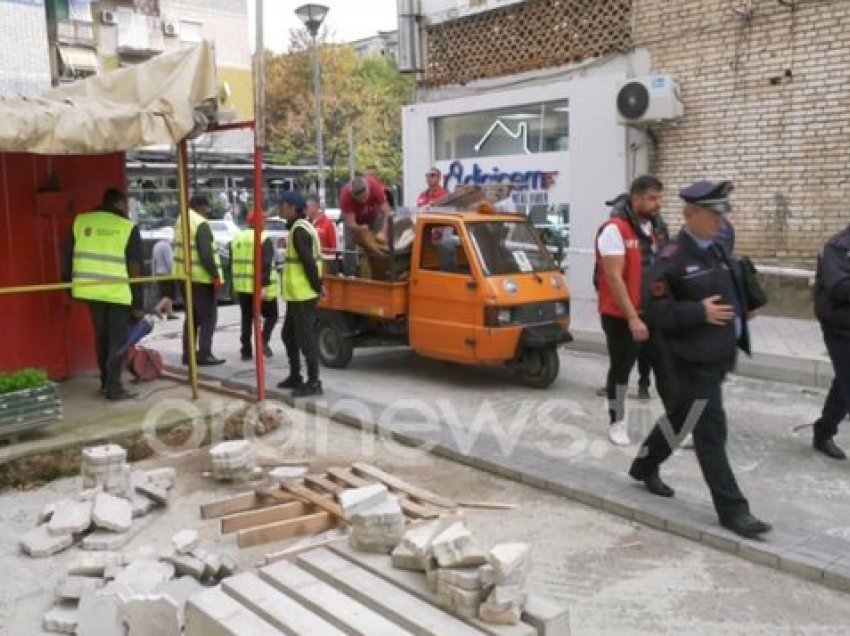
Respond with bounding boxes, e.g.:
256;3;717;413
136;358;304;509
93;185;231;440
617;81;650;121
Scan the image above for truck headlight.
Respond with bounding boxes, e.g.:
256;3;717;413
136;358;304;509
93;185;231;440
554;301;569;316
484;307;514;326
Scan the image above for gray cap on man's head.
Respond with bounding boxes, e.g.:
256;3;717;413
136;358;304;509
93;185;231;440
350;177;369;197
679;180;734;213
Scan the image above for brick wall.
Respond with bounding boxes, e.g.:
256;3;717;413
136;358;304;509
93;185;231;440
0;0;51;95
634;0;850;267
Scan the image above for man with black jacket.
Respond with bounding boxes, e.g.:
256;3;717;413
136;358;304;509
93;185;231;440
277;192;324;397
63;188;144;401
810;225;850;460
628;180;771;539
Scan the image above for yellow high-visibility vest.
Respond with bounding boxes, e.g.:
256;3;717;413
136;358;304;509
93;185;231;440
230;228;267;295
72;210;133;305
266;268;280;302
173;209;221;284
283;219;322;302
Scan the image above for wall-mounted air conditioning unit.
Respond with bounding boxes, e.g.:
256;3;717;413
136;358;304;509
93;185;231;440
616;75;684;125
100;9;117;26
162;20;179;37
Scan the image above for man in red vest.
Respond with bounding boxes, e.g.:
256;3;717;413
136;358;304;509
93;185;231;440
596;175;677;446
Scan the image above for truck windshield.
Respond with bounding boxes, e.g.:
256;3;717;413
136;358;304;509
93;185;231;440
467;220;558;276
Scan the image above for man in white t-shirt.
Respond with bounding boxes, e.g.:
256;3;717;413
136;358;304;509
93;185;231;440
595;176;677;446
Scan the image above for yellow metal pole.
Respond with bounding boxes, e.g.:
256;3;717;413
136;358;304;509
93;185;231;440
178;140;199;400
0;275;183;296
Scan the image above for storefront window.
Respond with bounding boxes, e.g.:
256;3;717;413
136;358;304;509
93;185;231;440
433;100;569;160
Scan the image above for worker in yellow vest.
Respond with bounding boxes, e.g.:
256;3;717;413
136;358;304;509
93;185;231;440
63;188;144;401
172;194;225;366
229;212;279;361
276;191;324;397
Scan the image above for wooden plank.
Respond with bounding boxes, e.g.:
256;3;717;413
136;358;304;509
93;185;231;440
221;501;314;534
457;501;518;510
281;482;347;523
304;474;345;495
350;463;456;509
237;511;335;548
200;492;263;519
328;468;439;520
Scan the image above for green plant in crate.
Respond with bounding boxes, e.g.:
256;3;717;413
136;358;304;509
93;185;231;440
0;368;48;395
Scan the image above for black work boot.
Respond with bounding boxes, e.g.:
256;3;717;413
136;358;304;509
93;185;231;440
292;380;322;398
277;375;303;389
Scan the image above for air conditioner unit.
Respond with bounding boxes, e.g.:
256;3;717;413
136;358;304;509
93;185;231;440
100;9;117;26
162;20;179;37
616;75;684;125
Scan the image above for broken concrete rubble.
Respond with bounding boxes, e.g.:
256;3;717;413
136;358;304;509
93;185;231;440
209;440;257;482
171;529;200;554
47;498;93;536
340;483;389;518
348;494;405;554
92;492;133;533
55;575;104;602
20;524;74;557
430;521;488;568
122;594;181;636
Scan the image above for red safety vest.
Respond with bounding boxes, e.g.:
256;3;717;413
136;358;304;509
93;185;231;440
596;216;645;319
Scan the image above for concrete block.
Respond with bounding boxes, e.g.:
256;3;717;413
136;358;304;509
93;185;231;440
269;466;308;482
42;604;79;634
350;495;403;524
83;444;127;466
114;560;176;596
391;543;426;570
480;586;527;625
437;566;484;591
185;586;283;636
67;552;125;577
438;583;485;618
489;543;531;585
55;575;103;601
77;585;130;636
172;529;200;554
340;483;389;518
157;576;206;617
131;492;158;518
222;572;347;635
431;522;488;568
81;530;132;551
141;467;177;488
162;552;207;580
136;480;170;506
47;498;93;536
92;492;133;533
523;595;572;636
20;524;74;557
400;518;455;557
122;594;181;636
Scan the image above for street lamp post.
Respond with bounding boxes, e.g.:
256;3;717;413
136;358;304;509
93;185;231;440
295;3;329;206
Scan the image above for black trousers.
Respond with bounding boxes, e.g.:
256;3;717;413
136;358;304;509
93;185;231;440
281;299;319;382
183;283;218;359
601;314;677;423
814;328;850;441
238;293;279;354
631;359;750;522
637;348;651;389
86;301;130;396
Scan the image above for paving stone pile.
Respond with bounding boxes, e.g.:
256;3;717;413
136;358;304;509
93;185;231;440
41;529;238;635
209;440;258;482
341;484;406;553
19;445;175;559
390;518;532;625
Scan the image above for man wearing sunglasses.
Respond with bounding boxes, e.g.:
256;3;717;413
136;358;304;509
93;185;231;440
417;167;449;209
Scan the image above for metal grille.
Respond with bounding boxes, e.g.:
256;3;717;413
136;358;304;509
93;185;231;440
513;302;558;325
424;0;633;87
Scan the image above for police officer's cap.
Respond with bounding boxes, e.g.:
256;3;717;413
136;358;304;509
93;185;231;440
277;191;306;210
679;180;733;214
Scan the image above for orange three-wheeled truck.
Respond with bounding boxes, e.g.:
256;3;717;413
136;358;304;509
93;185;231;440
316;203;572;388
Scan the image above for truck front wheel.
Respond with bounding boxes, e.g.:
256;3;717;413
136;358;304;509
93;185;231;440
316;313;354;369
514;346;560;389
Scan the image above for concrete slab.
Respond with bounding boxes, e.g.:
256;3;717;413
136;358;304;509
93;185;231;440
55;575;103;602
113;560;175;596
259;560;417;636
222;572;347;635
42;604;79;634
20;524;74;557
66;552;125;577
76;586;129;636
81;529;132;551
122;594;181;636
171;529;200;554
296;548;487;636
340;483;390;518
522;595;572;636
184;586;283;636
47;498;92;536
92;492;133;533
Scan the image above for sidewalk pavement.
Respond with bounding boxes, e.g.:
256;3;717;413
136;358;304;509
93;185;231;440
152;303;850;595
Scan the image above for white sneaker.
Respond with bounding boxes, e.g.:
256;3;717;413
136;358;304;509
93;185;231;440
681;433;694;449
608;421;630;446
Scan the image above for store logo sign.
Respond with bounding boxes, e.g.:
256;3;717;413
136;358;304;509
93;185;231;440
443;160;558;192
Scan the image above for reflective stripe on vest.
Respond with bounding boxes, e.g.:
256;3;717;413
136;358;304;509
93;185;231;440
230;229;268;295
265;268;280;301
172;209;221;284
283;219;323;302
72;211;133;305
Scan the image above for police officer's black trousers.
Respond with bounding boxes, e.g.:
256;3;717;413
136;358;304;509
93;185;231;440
237;294;279;355
86;301;130;396
183;283;217;359
281;299;319;383
601;315;677;423
631;359;750;522
814;328;850;441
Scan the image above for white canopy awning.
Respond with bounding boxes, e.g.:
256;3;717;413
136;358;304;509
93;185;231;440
0;41;219;155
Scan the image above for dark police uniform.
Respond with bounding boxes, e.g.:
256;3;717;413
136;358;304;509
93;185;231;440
811;225;850;459
629;181;770;538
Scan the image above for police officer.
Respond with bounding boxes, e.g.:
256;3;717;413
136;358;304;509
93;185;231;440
628;180;772;539
277;192;324;397
64;188;144;401
229;212;279;360
810;223;850;460
172;194;225;366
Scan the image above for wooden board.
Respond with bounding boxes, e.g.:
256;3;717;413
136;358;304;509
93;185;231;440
201;492;265;519
327;467;439;520
281;482;347;523
238;512;335;548
303;474;344;495
221;501;314;534
350;463;456;509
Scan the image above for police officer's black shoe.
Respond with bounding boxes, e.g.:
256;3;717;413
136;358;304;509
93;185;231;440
105;388;138;401
720;513;772;539
292;381;322;398
277;375;303;389
814;437;847;460
629;466;675;498
197;355;226;366
240;351;252;361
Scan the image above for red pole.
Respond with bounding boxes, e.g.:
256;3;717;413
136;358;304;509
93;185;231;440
252;0;266;401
